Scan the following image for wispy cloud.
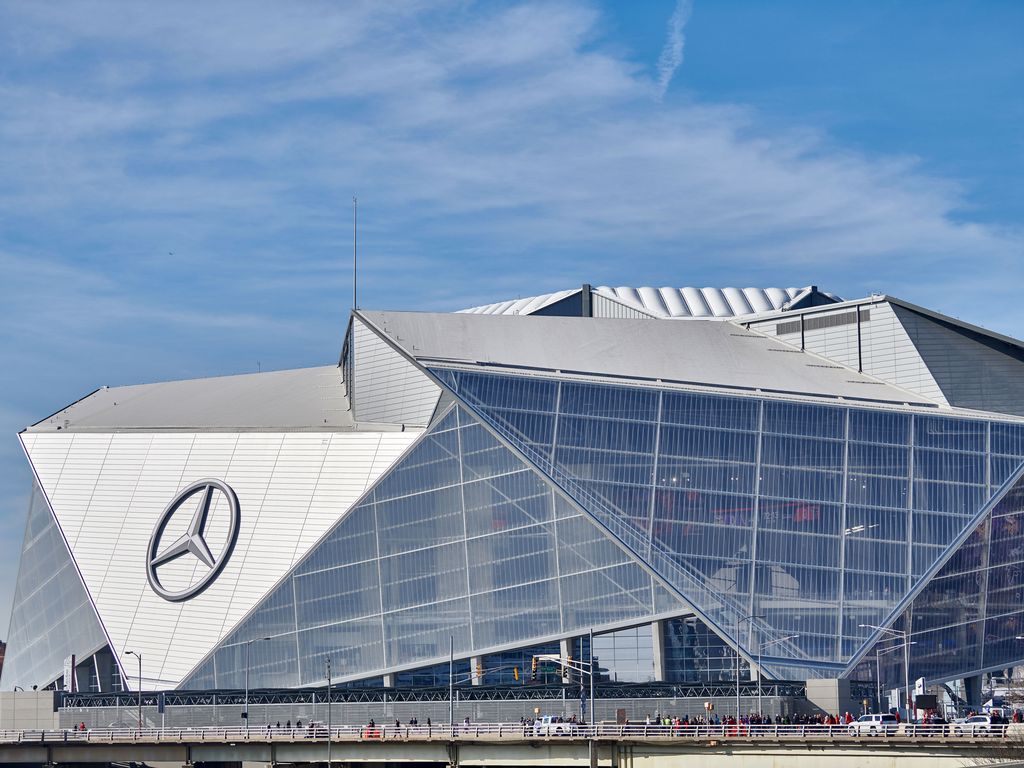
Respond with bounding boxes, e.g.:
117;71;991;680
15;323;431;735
656;0;694;100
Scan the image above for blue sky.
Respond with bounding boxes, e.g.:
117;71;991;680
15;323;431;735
0;0;1021;640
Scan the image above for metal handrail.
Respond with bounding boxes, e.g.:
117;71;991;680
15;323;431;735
2;722;1020;744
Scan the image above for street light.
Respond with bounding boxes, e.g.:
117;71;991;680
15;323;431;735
757;634;799;716
326;657;332;768
874;641;915;713
124;651;142;728
861;624;912;722
736;615;765;718
243;637;271;726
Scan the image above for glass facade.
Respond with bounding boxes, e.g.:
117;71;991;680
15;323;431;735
867;464;1024;687
482;641;561;685
434;369;1024;677
181;405;686;689
1;480;108;691
663;615;744;683
590;624;655;683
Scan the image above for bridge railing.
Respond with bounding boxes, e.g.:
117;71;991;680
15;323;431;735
1;722;1022;744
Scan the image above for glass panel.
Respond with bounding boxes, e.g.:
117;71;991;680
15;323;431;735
182;402;679;689
2;481;108;691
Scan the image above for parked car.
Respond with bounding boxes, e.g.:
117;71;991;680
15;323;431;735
848;713;899;736
953;714;1006;737
533;716;578;737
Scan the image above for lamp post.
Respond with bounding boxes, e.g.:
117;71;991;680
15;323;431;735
449;635;454;735
757;634;799;716
589;628;595;729
243;637;271;726
124;651;142;728
326;657;332;768
873;641;916;714
861;624;912;722
736;615;765;719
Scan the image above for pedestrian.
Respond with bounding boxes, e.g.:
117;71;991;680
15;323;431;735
286;720;291;729
276;721;281;729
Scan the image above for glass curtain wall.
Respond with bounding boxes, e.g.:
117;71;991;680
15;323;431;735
866;465;1024;687
434;368;1024;677
1;480;108;691
182;405;683;690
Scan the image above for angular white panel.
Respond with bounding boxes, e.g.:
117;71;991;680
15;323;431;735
24;428;420;689
350;315;440;426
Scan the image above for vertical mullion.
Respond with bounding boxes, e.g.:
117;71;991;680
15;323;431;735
836;408;850;660
978;420;993;672
646;390;664;563
550;383;565;633
907;414;915;592
455;408;475;652
746;399;765;651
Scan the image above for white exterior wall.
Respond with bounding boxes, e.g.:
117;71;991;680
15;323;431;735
861;302;946;404
351;316;440;425
20;428;420;689
753;302;947;405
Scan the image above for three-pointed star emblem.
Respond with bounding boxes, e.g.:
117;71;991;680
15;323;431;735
146;479;241;602
150;484;219;570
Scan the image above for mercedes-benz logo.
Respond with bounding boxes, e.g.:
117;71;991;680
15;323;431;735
146;479;241;602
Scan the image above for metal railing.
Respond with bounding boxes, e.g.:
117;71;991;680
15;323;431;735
2;722;1021;745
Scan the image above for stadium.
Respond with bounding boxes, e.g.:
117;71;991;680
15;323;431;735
5;284;1024;715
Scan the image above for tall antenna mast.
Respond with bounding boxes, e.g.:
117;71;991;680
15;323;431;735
352;196;358;310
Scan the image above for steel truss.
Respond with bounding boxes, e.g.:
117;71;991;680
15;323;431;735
59;680;873;709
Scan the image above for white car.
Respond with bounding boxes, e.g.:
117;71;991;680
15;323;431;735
848;713;899;736
953;715;1006;737
533;716;578;736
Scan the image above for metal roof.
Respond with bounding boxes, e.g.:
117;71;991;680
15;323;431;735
26;365;358;432
460;286;841;318
358;310;935;407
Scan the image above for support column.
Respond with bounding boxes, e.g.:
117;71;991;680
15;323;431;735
652;621;666;682
964;675;983;707
471;656;483;686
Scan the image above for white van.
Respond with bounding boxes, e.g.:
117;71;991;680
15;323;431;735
848;713;899;736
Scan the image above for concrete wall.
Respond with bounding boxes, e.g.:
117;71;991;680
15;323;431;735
0;691;59;729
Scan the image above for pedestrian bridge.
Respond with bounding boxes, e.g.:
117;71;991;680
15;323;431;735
2;723;1024;767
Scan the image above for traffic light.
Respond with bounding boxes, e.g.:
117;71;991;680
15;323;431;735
562;656;571;682
476;662;483;680
531;657;538;681
513;666;520;682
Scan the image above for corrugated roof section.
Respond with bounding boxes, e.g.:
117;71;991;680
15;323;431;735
594;286;840;318
459;289;580;315
459;286;842;319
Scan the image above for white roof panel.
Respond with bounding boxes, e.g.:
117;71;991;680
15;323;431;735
26;365;355;433
358;310;934;406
